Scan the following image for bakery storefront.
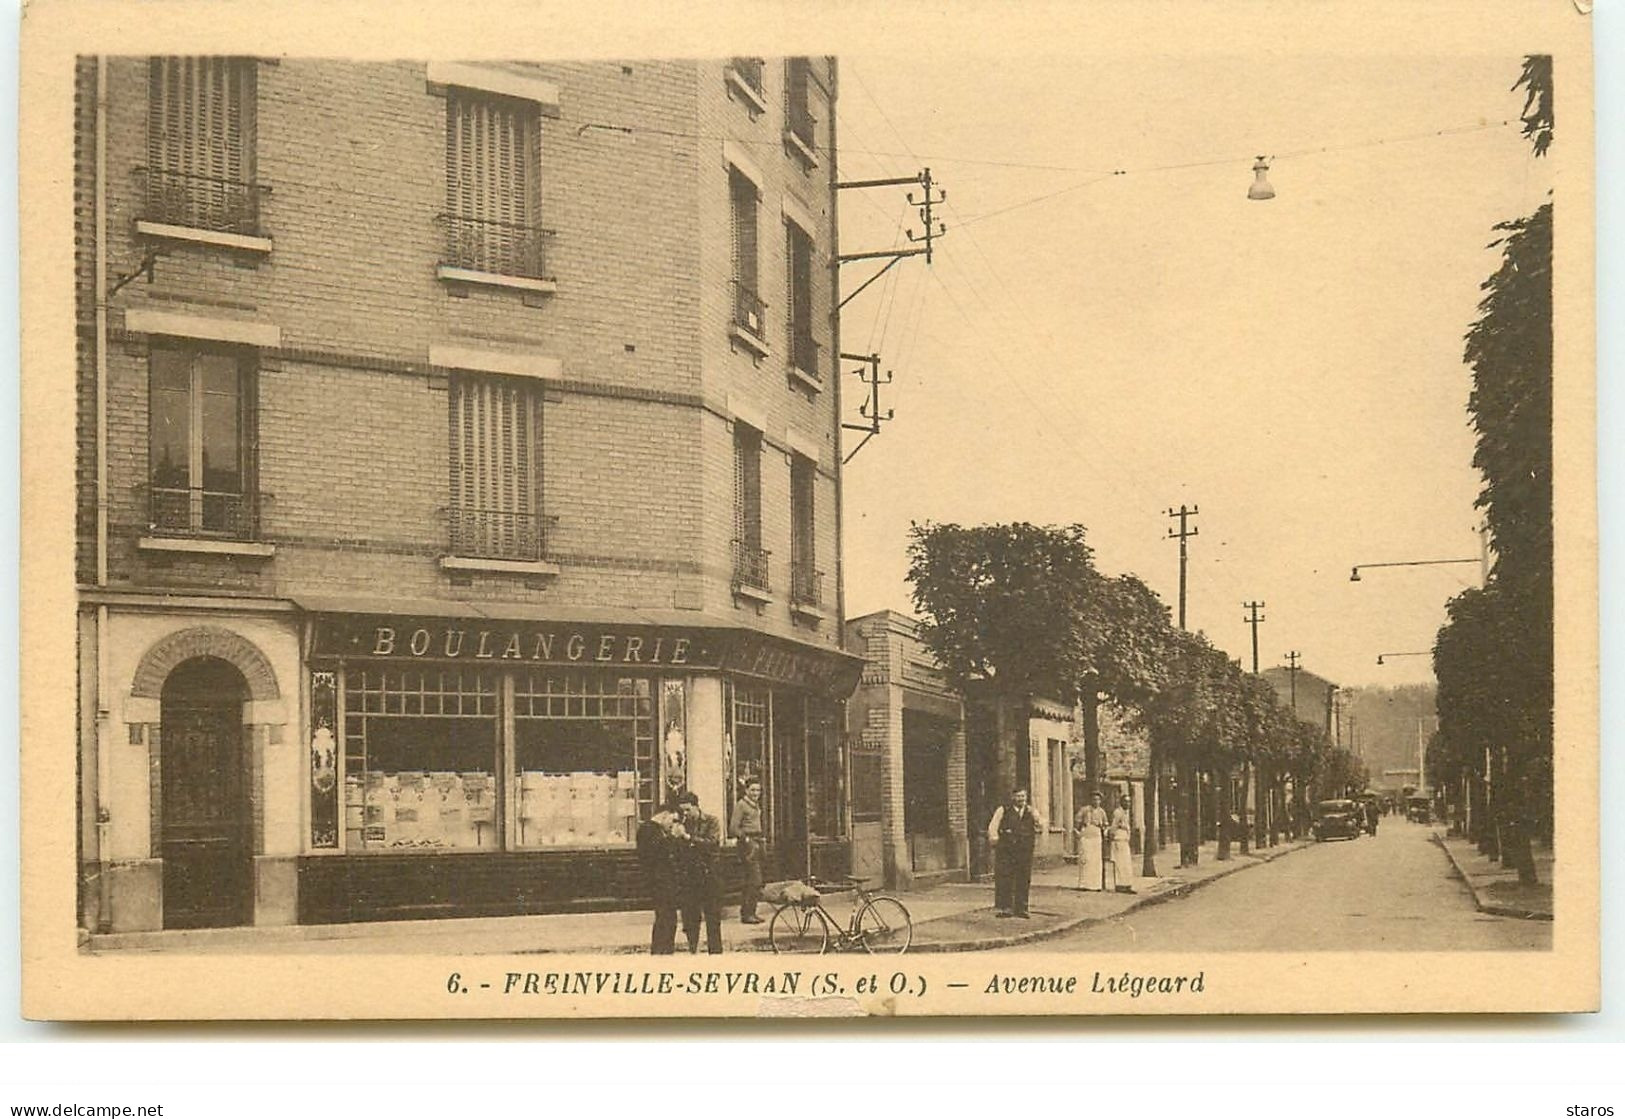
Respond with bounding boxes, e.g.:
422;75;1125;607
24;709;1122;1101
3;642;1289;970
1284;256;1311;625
296;611;861;924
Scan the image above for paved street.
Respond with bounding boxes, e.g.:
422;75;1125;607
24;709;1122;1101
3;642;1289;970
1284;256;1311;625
1018;819;1551;952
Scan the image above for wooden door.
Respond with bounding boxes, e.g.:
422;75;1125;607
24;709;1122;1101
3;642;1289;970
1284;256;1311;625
161;659;250;928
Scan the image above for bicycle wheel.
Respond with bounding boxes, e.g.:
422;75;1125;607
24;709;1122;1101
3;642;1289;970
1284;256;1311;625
769;903;829;955
854;896;913;954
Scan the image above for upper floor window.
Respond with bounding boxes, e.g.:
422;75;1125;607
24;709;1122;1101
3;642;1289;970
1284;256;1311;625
442;91;547;281
732;423;768;595
729;168;765;342
786;221;818;379
143;57;261;235
789;453;820;610
726;57;768;115
784;58;818;166
449;372;544;562
148;343;257;538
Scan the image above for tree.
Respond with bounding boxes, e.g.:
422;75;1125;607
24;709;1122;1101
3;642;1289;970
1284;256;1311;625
1074;573;1174;799
1431;54;1553;885
906;523;1099;805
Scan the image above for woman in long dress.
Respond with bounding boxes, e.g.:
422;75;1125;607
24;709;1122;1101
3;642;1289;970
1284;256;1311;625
1109;794;1136;893
1074;791;1108;890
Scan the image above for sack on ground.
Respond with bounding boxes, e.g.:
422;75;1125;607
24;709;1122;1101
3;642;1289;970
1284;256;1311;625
761;879;821;905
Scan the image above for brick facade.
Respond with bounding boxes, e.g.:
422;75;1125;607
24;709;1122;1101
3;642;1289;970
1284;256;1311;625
75;57;853;932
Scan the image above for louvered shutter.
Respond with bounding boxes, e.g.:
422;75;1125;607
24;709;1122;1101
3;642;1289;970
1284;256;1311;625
450;374;540;560
147;57;254;232
446;91;540;276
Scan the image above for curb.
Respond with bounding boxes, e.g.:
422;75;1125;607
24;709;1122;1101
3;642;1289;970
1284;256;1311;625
906;838;1316;953
1431;832;1553;922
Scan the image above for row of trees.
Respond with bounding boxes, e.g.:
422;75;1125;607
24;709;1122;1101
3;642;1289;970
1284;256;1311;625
906;521;1369;877
1428;57;1554;885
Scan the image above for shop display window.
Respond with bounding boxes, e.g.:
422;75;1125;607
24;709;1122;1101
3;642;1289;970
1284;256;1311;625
513;672;654;848
730;684;770;835
342;668;499;852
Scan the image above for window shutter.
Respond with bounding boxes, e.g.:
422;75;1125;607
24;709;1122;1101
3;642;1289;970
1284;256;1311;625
446;91;541;276
450;374;540;559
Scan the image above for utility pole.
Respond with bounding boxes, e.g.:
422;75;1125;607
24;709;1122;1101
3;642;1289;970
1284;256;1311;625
1236;601;1266;859
1165;504;1200;867
1243;602;1265;674
1284;650;1301;715
1166;505;1199;629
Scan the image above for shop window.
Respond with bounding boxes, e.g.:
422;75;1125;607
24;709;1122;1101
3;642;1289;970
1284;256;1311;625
341;668;499;852
729;684;770;834
441;89;548;279
448;372;543;561
850;749;883;823
806;708;845;840
144;56;261;235
147;343;257;539
1047;738;1068;827
729;168;764;338
513;672;655;848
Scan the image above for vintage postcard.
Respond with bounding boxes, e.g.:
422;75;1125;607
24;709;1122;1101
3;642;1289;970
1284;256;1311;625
18;0;1598;1019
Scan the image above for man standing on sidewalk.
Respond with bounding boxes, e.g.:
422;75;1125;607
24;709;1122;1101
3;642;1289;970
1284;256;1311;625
730;778;766;924
677;791;725;954
988;787;1043;918
636;800;687;954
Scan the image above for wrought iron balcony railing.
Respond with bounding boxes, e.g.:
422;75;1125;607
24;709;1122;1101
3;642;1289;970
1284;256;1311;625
790;559;823;608
448;506;547;563
137;167;267;236
732;539;772;594
791;330;821;379
149;486;259;539
729;57;766;97
731;280;767;339
437;213;555;281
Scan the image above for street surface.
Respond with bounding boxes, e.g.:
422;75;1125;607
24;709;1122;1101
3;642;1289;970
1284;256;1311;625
1020;819;1551;951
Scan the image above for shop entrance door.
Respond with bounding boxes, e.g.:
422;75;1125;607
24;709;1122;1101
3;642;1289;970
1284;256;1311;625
160;657;251;929
770;693;809;880
903;711;952;873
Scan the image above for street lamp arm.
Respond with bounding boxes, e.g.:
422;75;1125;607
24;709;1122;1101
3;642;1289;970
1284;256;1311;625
1375;651;1432;665
1349;557;1479;582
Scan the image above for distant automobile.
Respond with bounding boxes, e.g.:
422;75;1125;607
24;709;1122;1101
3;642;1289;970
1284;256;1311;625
1313;799;1362;841
1405;797;1432;824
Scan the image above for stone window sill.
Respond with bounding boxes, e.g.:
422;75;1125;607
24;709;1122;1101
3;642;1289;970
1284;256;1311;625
138;536;276;558
730;324;771;358
733;583;774;606
790;601;828;623
789;364;823;393
436;265;558;295
440;555;561;577
726;68;769;115
134;220;273;255
784;129;819;169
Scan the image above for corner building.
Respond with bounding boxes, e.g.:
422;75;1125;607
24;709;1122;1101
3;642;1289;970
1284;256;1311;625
75;56;859;932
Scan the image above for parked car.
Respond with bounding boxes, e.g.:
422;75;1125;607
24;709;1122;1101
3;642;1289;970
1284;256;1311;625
1406;796;1432;824
1313;799;1362;841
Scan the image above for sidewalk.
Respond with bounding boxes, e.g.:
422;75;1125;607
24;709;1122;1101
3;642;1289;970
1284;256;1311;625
85;837;1313;956
1433;830;1554;920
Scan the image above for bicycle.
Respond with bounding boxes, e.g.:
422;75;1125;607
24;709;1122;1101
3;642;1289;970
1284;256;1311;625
767;875;913;955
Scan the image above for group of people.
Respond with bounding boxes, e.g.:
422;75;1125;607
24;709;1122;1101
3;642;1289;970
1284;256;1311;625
636;778;767;955
986;786;1138;918
1073;790;1136;893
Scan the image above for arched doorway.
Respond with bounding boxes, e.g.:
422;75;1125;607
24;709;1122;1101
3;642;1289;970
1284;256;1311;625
160;656;251;928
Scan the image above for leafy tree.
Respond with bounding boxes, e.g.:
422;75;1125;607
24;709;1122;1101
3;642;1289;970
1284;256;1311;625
1074;573;1175;798
906;523;1099;803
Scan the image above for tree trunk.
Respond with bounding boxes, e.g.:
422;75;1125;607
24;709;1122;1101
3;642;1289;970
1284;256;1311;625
1217;764;1232;861
1237;762;1251;855
1081;690;1102;801
1254;764;1269;849
1141;744;1159;879
1179;760;1199;867
993;691;1021;808
1269;777;1281;846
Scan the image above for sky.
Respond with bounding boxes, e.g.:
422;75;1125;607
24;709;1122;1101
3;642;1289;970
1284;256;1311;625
831;52;1552;691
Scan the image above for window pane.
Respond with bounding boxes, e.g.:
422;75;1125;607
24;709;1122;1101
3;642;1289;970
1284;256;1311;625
200;381;242;491
150;385;190;490
347;716;498;852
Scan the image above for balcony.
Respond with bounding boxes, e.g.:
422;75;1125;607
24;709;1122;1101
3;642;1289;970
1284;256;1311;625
135;167;272;252
790;329;822;390
435;213;557;293
730;280;770;357
447;506;547;564
790;559;825;621
732;539;772;603
141;486;273;558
